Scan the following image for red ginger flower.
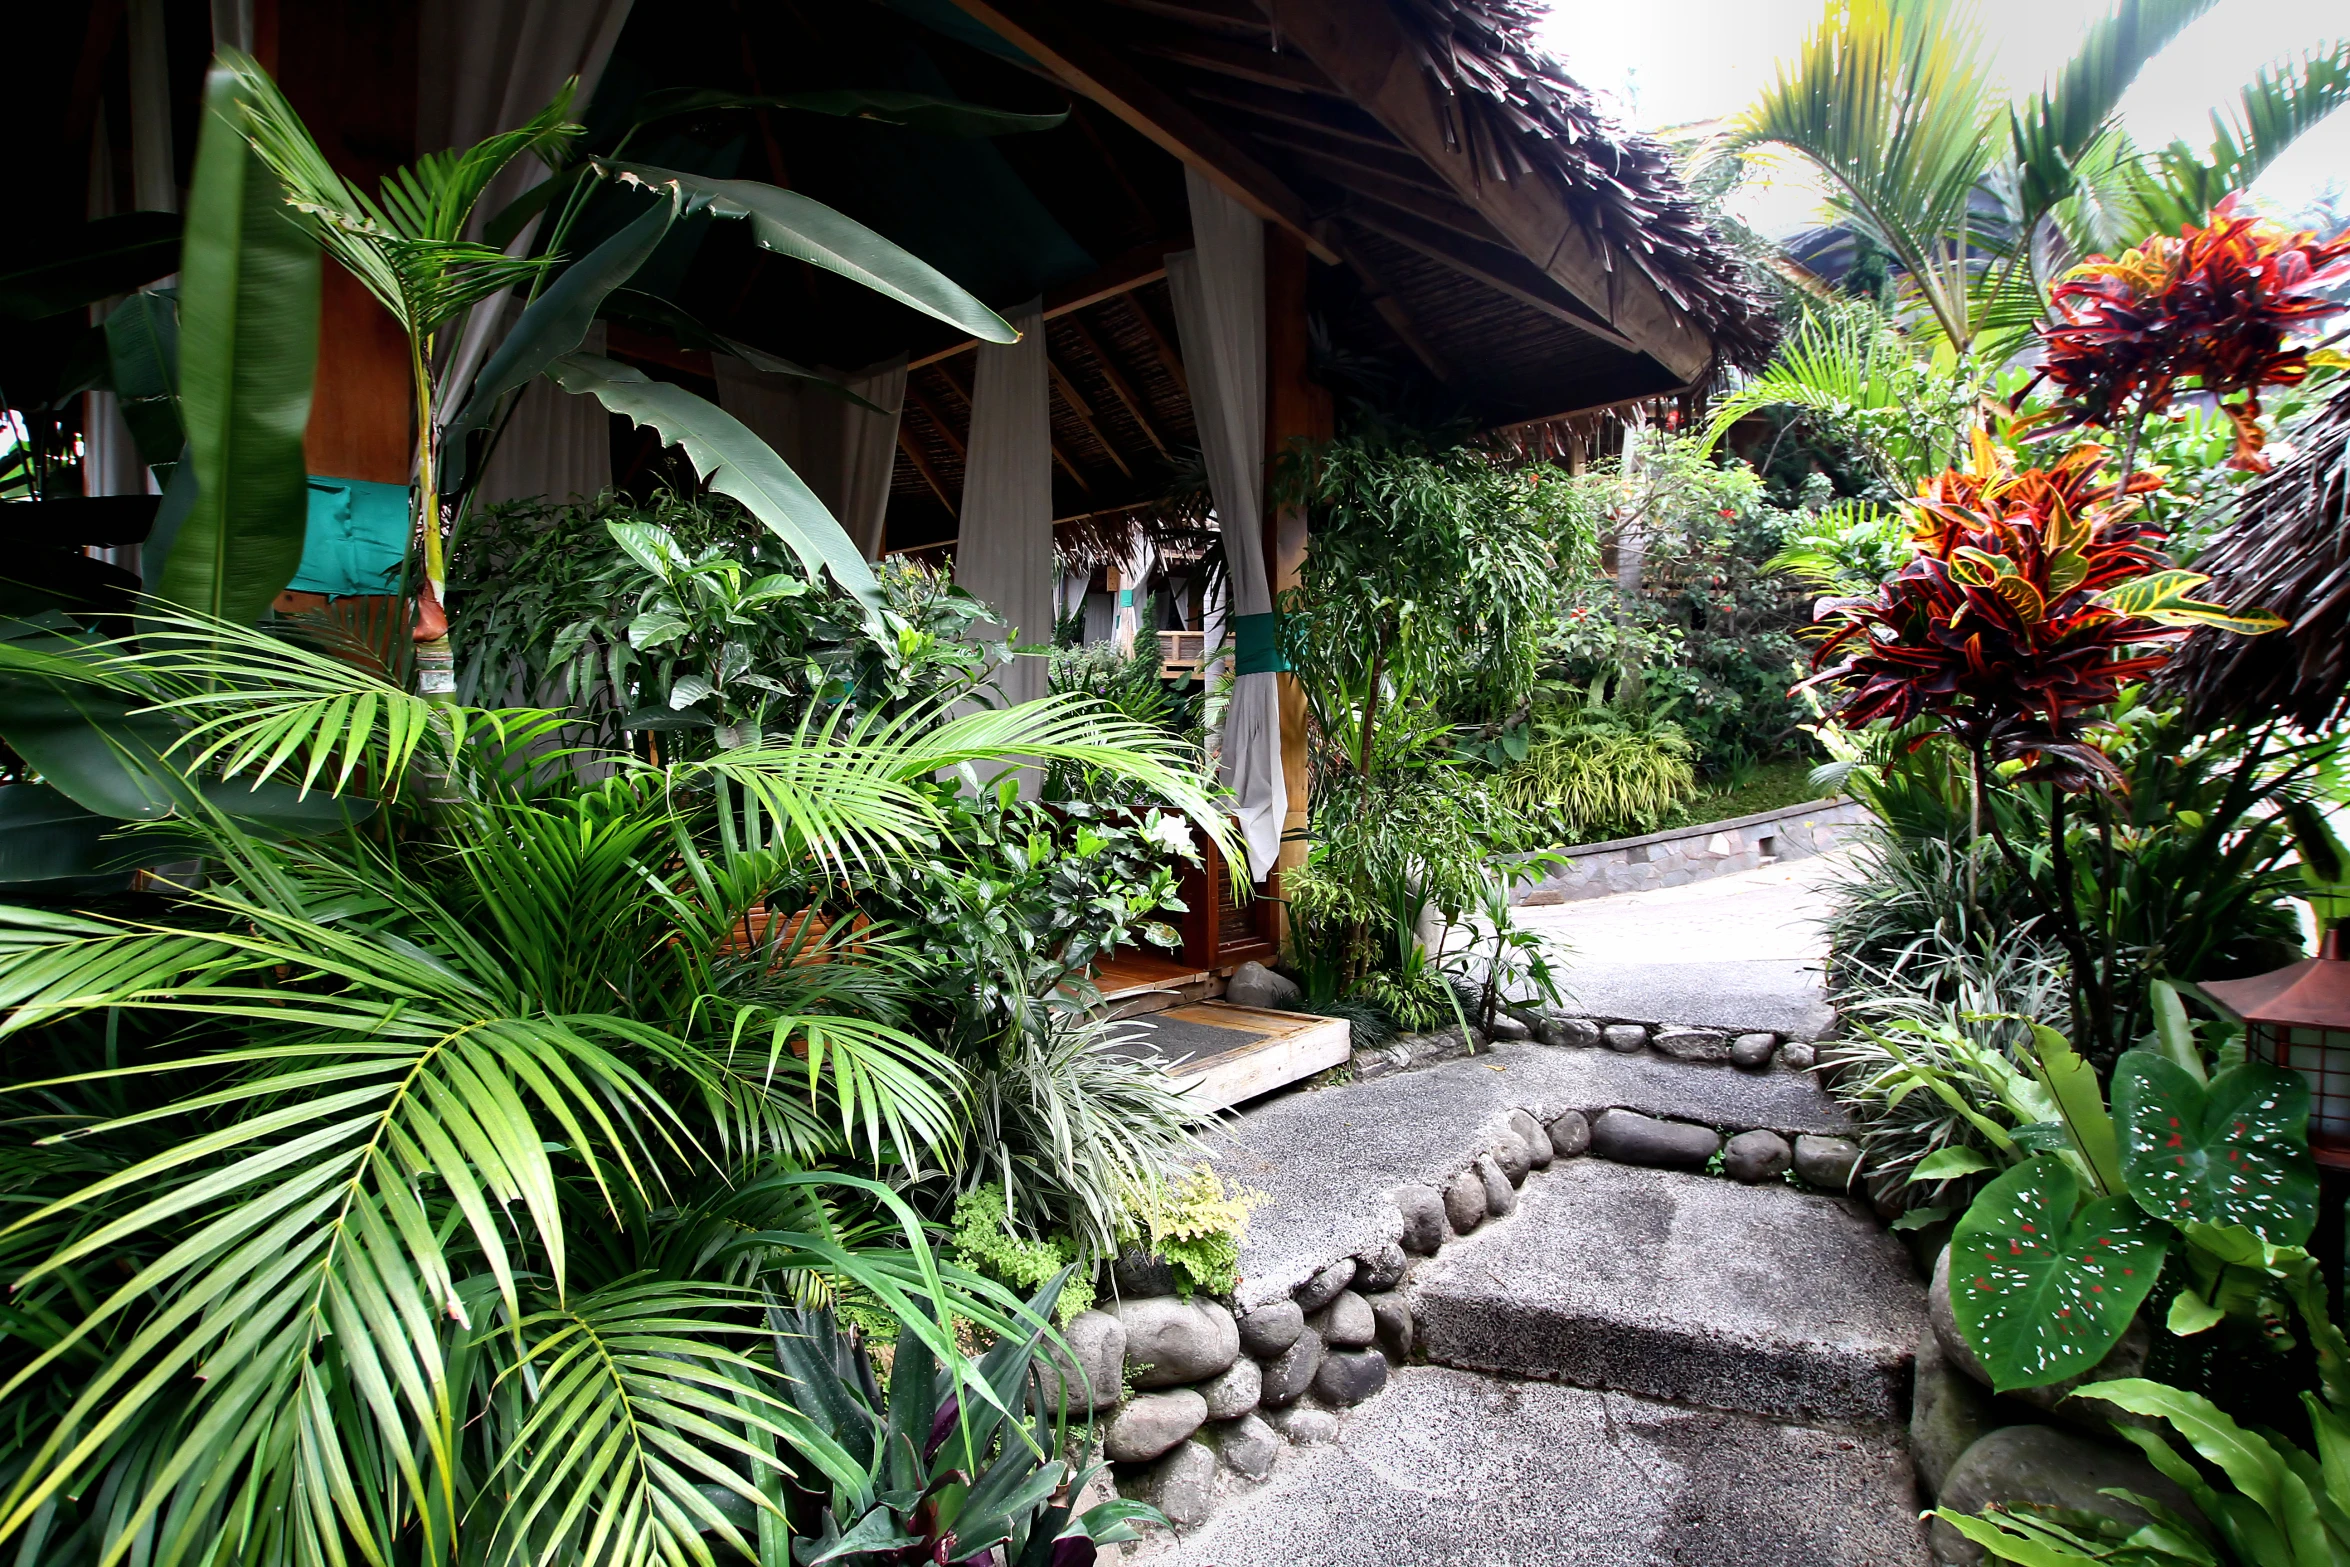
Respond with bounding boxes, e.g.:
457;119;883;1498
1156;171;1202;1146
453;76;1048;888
2024;194;2350;473
1799;434;2277;791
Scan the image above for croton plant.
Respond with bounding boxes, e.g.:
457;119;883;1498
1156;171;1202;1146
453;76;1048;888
1800;434;2281;791
2024;193;2350;473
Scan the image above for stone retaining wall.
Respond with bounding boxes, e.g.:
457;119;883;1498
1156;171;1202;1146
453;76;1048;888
1511;796;1871;904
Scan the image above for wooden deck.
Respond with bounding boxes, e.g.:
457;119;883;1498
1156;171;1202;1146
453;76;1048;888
1112;1002;1352;1112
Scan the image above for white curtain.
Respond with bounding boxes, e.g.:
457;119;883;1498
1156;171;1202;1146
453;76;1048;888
955;299;1053;707
713;354;906;559
1168;168;1283;880
475;321;613;506
82;112;147;509
420;0;636;419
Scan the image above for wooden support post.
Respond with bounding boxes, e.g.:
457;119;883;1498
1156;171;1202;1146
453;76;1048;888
1264;228;1330;939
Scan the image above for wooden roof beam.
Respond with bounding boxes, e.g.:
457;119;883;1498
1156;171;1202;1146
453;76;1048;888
898;427;958;516
1125;32;1350;98
944;0;1339;264
1337;205;1641;356
1047;357;1136;480
1062;312;1171;458
907;241;1181;372
905;382;967;457
1118;294;1188;397
1250;0;1714;382
1322;229;1456;384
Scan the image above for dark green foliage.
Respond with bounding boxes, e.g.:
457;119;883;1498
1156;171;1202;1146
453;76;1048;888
2113;1054;2317;1245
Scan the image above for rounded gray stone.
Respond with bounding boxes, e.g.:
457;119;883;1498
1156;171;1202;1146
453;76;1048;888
1778;1040;1817;1071
1540;1016;1604;1048
1209;1413;1280;1481
1200;1355;1262;1420
1930;1424;2200;1565
1311;1289;1376;1349
1292;1257;1356;1314
1367;1291;1413;1362
1509;1109;1554;1168
1651;1026;1730;1063
1602;1023;1650;1053
1110;1297;1240;1389
1038;1308;1125;1413
1262;1403;1339;1444
1394;1185;1448;1254
1258;1328;1324;1407
1110;1244;1177;1298
1443;1168;1488;1234
1545;1110;1592;1159
1312;1347;1390;1407
1730;1032;1778;1070
1723;1128;1793;1183
1490;1130;1533;1186
1484;1012;1532;1041
1911;1326;2001;1500
1353;1239;1407;1292
1235;1298;1304;1359
1103;1389;1208;1462
1135;1439;1219;1526
1794;1134;1862;1191
1476;1154;1517;1217
1587;1107;1720;1169
1226;960;1302;1012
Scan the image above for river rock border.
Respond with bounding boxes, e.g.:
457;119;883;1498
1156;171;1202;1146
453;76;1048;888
1354;1011;1817;1082
1072;1062;1866;1536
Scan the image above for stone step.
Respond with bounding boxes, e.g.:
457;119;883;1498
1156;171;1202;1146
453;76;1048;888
1157;1365;1928;1567
1411;1160;1926;1425
1212;1038;1857;1309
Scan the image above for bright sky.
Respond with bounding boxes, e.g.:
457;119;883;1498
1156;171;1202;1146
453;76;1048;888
1532;0;2350;238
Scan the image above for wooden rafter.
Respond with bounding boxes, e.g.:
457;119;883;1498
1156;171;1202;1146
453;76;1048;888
1178;77;1404;156
1339;204;1640;355
908;242;1180;371
935;357;1096;495
905;381;966;457
1100;0;1272;37
1324;231;1455;384
1118;294;1188;398
1062;312;1170;458
1124;31;1347;97
943;0;1339;263
898;427;957;515
1047;357;1136;480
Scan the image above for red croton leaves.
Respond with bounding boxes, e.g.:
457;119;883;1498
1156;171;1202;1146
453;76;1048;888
1800;436;2279;791
2024;194;2350;473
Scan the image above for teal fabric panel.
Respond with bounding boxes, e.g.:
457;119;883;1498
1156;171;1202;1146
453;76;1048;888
1232;611;1288;675
288;477;410;598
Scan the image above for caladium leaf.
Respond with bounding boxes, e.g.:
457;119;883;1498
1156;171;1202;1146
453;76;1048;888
2113;1051;2316;1247
1948;1156;2169;1391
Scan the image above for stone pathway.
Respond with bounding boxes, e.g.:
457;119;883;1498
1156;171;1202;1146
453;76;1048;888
1125;854;1934;1566
1513;850;1852;1039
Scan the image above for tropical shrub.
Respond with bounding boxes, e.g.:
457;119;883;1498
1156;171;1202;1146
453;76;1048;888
1498;685;1700;843
1121;1164;1263;1300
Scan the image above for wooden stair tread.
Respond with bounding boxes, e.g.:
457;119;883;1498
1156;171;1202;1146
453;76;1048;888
1113;1001;1351;1112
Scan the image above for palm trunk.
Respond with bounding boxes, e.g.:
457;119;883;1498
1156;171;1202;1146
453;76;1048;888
409;336;457;702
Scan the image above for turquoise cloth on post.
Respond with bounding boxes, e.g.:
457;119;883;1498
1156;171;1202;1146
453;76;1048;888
1232;611;1288;675
288;477;409;598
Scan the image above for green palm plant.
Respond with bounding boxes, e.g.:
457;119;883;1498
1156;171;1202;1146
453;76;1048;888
0;609;1234;1567
1726;0;2350;365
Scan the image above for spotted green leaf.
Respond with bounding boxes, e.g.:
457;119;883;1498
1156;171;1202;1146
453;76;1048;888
1949;1156;2168;1392
2112;1052;2316;1247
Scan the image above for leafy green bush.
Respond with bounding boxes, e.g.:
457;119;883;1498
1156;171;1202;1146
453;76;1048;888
1122;1164;1263;1299
1498;684;1700;842
946;1182;1094;1323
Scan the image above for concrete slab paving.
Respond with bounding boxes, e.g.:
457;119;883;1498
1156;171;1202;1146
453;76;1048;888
1414;1163;1926;1424
1211;1039;1855;1308
1518;852;1850;1039
1156;1366;1929;1567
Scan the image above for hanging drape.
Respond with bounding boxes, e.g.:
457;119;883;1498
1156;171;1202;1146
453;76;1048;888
420;0;636;420
955;298;1052;707
474;321;613;507
713;354;906;559
1168;167;1282;880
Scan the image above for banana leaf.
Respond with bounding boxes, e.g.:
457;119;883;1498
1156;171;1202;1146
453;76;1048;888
0;213;182;320
157;64;320;627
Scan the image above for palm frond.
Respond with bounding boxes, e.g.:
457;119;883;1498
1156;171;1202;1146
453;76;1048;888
2127;41;2350;237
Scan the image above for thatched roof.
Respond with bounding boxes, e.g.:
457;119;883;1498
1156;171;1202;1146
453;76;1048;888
2164;385;2350;731
1384;0;1776;368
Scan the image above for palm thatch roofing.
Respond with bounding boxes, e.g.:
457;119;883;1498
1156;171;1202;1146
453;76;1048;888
2164;385;2350;731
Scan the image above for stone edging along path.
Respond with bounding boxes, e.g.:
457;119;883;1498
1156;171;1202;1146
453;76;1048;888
1509;795;1870;905
1052;1023;1878;1536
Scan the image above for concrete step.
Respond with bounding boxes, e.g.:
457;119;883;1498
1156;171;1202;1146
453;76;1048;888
1411;1160;1927;1425
1212;1038;1857;1308
1159;1365;1928;1567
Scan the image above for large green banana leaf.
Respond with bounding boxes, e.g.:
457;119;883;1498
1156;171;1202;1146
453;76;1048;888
440;194;677;492
600;161;1016;343
157;64;320;627
548;353;882;613
104;289;184;476
0;212;182;321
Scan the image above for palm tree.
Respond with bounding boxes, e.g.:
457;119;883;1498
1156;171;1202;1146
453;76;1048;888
1726;0;2350;363
0;611;1234;1566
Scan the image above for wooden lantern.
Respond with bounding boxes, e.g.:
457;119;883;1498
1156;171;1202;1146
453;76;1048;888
2203;927;2350;1148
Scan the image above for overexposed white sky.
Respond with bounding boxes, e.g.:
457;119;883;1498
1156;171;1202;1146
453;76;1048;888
1533;0;2349;237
